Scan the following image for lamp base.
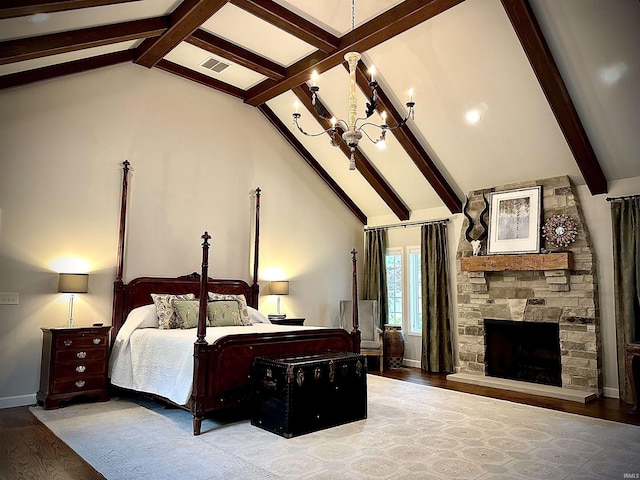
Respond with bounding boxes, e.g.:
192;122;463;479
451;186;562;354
67;294;76;328
268;314;286;320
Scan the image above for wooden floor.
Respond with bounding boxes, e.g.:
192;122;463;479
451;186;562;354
1;367;638;479
0;404;104;480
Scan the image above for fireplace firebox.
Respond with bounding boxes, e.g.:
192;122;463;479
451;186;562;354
484;319;561;387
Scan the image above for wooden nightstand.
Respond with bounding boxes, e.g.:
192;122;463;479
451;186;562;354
37;326;111;409
269;317;305;326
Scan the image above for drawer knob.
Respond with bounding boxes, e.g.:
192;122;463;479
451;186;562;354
93;338;102;345
75;380;86;388
76;365;86;373
64;339;73;347
77;351;87;359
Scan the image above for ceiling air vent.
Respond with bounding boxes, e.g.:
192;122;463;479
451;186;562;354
200;57;230;73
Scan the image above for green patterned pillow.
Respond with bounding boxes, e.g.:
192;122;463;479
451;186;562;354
151;293;196;329
207;300;243;327
207;292;251;325
173;300;201;329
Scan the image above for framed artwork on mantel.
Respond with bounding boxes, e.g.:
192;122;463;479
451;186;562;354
488;186;542;254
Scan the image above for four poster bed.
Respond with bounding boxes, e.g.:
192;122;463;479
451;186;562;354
108;161;362;435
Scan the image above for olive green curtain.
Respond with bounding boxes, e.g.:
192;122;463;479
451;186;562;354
611;197;640;404
364;229;388;329
421;223;454;373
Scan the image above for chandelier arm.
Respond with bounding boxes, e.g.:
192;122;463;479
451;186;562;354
335;118;349;131
293;119;337;138
358;122;387;131
358;127;385;144
384;108;414;131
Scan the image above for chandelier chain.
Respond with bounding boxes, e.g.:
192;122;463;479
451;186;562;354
351;0;355;32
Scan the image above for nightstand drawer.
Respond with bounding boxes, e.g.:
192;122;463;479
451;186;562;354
55;347;107;364
52;375;106;394
54;360;106;378
55;333;108;349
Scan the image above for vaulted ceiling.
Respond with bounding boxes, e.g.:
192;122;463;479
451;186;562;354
2;0;639;224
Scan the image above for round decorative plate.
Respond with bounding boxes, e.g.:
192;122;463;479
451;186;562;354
542;214;577;248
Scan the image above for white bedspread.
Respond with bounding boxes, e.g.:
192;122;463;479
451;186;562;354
109;314;322;405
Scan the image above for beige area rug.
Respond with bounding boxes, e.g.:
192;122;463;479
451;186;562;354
31;375;640;480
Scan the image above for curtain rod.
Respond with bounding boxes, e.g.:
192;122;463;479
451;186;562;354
606;194;640;201
364;218;449;231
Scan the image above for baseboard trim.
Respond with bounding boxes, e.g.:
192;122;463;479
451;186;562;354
402;359;420;368
602;387;619;399
0;393;37;409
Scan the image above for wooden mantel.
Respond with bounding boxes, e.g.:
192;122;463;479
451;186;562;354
460;252;573;272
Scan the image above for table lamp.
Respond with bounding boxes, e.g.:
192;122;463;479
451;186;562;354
58;273;88;327
269;281;289;319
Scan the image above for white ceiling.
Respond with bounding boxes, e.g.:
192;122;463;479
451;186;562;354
2;0;638;222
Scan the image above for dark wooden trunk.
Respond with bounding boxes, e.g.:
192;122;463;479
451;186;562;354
251;352;367;438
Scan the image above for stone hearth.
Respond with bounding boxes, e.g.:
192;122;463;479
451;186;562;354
452;176;602;398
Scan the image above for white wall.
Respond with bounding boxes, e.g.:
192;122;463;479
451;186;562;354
370;176;640;398
0;64;363;406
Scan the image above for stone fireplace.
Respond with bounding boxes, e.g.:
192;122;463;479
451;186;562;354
452;176;602;398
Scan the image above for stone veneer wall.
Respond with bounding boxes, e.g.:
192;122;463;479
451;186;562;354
456;176;602;395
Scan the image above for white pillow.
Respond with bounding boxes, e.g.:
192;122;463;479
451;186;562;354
247;306;271;324
115;304;157;342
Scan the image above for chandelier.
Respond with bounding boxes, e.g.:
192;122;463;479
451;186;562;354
292;0;415;170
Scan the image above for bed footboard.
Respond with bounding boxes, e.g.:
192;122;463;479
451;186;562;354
190;328;355;434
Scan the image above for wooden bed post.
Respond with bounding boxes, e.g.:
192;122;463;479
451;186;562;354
351;248;361;353
251;187;261;307
192;231;211;435
111;160;130;337
197;232;211;345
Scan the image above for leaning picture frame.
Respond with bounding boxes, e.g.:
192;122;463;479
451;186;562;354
488;186;542;254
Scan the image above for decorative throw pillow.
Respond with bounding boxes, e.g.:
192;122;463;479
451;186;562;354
174;300;202;329
207;300;243;327
151;293;196;329
207;292;251;326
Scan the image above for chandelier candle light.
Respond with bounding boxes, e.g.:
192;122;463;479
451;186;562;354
292;0;415;170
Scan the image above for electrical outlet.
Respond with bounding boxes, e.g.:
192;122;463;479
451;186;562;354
0;292;19;305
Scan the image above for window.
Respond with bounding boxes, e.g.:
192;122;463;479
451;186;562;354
385;247;422;334
408;247;422;334
385;248;402;325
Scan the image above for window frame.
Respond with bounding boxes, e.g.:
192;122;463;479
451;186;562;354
385;246;422;336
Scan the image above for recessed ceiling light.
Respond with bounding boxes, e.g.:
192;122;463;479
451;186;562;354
465;110;481;125
30;13;50;23
600;63;626;85
464;103;488;125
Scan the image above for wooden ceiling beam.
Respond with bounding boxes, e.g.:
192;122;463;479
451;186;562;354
0;49;133;90
187;29;285;80
155;58;244;98
353;62;463;214
293;84;410;221
258;104;367;224
501;0;607;195
230;0;339;53
134;0;228;68
0;17;167;65
244;0;465;107
0;0;139;20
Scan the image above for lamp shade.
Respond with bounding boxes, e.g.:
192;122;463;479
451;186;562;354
58;273;89;293
270;280;289;296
